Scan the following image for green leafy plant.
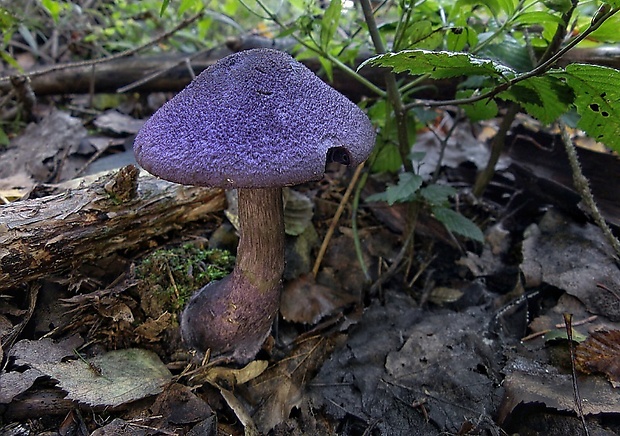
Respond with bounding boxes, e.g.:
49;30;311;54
166;0;617;257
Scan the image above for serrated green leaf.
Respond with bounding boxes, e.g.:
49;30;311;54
549;64;620;152
480;37;533;72
385;172;423;205
402;20;432;47
365;191;389;203
513;11;564;26
586;13;620;43
455;0;515;18
402;20;443;50
432;207;484;242
499;75;572;124
446;26;474;52
366;172;423;205
457;89;498;121
420;184;457;207
320;0;342;50
364;50;514;80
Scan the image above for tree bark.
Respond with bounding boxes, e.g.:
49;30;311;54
0;165;226;291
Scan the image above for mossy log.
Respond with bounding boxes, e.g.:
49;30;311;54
0;165;226;291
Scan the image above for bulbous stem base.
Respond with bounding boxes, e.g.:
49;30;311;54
180;188;285;363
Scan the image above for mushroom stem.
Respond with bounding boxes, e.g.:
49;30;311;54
181;187;285;363
236;188;285;287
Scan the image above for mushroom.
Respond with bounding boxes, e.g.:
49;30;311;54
133;48;376;363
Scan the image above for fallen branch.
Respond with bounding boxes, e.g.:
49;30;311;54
0;165;226;291
1;41;617;98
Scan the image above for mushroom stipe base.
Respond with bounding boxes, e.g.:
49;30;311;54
180;188;285;363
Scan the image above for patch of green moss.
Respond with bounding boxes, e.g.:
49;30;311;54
136;243;235;314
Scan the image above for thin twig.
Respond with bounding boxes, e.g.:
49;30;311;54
563;313;590;436
0;11;205;85
351;170;371;282
312;163;365;278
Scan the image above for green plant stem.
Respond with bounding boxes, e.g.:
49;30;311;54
472;102;519;197
399;73;431;95
559;121;620;258
250;0;385;98
326;52;385;97
359;0;412;172
473;0;579;197
393;0;414;51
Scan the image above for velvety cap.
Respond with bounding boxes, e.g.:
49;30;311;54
133;48;376;188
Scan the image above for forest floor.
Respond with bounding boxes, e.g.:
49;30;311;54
1;57;620;436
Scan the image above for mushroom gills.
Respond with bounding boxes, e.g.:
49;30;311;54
326;146;351;166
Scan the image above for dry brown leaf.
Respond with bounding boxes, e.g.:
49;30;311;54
281;274;356;324
575;330;620;387
134;312;173;342
197;360;268;388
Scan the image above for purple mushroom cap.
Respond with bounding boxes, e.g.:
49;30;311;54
133;48;376;188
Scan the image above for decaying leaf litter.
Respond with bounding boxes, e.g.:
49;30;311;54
1;62;620;436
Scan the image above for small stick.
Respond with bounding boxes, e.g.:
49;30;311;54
312;162;364;278
563;313;590;436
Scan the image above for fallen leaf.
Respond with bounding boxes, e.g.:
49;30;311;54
12;341;171;408
498;355;620;424
281;274;356;324
134;312;173;342
521;209;620;321
575;330;620;387
150;383;213;425
0;368;41;404
94;110;145;135
220;388;260;436
197;360;268;388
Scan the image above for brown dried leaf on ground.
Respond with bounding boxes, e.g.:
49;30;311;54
521;208;620;321
243;335;338;434
281;274;357;324
0;110;87;184
498;355;620;425
575;330;620;387
149;383;213;426
94;110;145;135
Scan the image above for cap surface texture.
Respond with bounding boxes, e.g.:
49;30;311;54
134;48;376;188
